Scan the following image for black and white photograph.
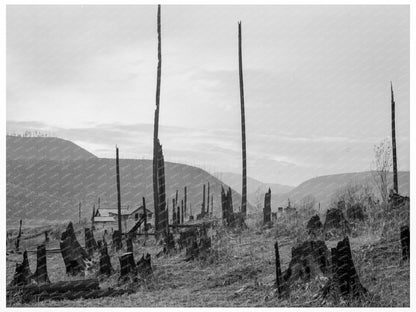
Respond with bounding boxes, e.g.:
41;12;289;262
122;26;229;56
4;2;412;308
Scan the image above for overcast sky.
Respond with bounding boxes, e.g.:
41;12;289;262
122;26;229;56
6;5;410;186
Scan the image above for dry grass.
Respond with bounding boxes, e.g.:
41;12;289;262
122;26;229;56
6;204;409;307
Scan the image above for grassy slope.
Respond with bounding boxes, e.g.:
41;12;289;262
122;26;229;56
7;209;409;307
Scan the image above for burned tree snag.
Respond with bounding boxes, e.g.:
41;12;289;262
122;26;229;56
333;236;367;299
85;227;97;256
202;184;206;215
137;253;153;278
283;240;329;285
116;146;122;236
143;197;148;237
99;238;113;276
126;236;133;253
112;230;122;252
184;186;187;217
177;206;181;225
119;252;136;278
264;188;271;225
391;82;398;193
15;219;22;252
60;222;89;276
32;244;50;285
207;182;210;215
307;214;323;236
238;21;247;218
181;199;184;224
401;225;409;261
152;5;168;237
10;250;33;287
275;241;284;297
91;204;96;231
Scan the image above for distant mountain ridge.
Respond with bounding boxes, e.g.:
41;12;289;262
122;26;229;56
7;135;97;161
273;171;410;212
214;171;295;206
6;136;254;226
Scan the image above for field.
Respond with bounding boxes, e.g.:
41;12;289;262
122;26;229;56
6;205;410;308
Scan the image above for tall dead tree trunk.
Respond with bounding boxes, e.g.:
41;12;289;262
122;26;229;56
91;204;96;231
15;219;22;252
207;182;210;215
153;4;162;235
116;146;122;235
202;184;206;215
143;197;148;237
184;186;187;217
391;82;398;193
238;21;247;218
264;188;271;224
78;202;82;224
181;199;184;224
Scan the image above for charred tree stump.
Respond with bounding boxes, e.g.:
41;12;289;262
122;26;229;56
274;241;284;298
323;208;350;238
163;231;175;255
307;214;323;235
137;253;153;278
333;236;367;299
32;244;50;285
9;250;33;287
112;230;122;252
99;238;113;276
400;225;409;261
60;222;89;276
44;231;49;243
119;252;136;277
126;235;133;253
85;227;97;256
283;240;329;285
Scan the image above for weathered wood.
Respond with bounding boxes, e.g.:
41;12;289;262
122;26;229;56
32;244;50;284
238;21;247;218
85;227;97;256
9;250;33;287
400;225;409;261
119;252;136;277
143;197;148;237
333;236;367;299
15;219;22;252
99;238;113;276
126;236;133;253
323;208;350;236
136;253;153;278
391;82;398;193
283;240;329;284
116;146;122;234
274;241;284;297
264;188;271;224
60;222;89;276
184;186;187;217
112;230;122;251
307;214;322;234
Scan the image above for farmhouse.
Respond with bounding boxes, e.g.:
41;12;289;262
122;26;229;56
93;205;153;231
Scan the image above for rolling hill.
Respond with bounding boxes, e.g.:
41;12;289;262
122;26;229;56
6;135;97;161
6;136;254;226
214;172;295;207
272;171;410;212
